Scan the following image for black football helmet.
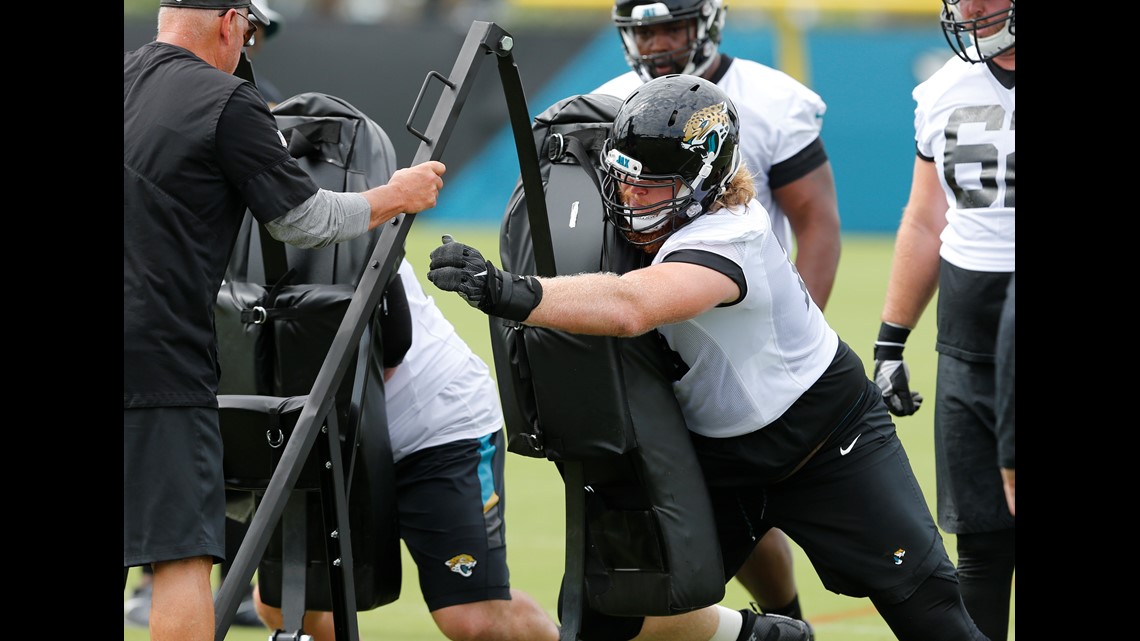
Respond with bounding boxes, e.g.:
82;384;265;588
601;74;741;246
940;0;1015;63
612;0;726;82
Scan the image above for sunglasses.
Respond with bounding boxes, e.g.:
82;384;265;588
219;9;258;47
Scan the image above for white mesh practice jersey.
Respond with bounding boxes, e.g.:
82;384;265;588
594;59;827;253
652;202;839;438
914;56;1015;272
384;259;503;462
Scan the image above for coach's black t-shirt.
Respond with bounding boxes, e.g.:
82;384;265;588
124;42;318;408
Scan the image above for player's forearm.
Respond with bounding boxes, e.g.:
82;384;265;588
524;272;657;337
362;184;411;229
776;167;841;312
793;227;840;311
881;209;942;328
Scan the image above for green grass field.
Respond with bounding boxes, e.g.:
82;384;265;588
125;223;1014;640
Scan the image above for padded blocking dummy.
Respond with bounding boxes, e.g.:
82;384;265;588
217;92;403;611
490;93;725;616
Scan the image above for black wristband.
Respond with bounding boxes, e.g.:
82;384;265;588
483;261;543;322
877;322;912;344
874;322;911;360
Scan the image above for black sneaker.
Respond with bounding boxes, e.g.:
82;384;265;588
737;608;814;641
123;583;153;627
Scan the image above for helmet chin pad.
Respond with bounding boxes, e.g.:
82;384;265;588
940;0;1015;63
629;210;669;232
976;22;1015;58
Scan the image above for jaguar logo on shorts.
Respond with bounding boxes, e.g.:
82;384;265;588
445;553;478;577
892;548;906;566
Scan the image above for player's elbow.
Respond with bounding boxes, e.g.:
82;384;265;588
610;307;658;337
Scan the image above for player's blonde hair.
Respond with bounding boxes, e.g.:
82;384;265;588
711;160;755;211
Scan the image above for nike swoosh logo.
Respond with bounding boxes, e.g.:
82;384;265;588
840;434;861;456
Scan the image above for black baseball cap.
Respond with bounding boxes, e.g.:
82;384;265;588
158;0;270;26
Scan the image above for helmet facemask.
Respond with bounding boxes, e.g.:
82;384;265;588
940;0;1015;63
613;0;726;82
602;144;703;246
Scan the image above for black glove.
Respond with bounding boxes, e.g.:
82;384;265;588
873;322;923;417
427;235;543;323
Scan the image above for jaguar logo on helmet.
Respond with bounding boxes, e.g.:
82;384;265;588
681;101;730;177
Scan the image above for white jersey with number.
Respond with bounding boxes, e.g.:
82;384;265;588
594;58;827;253
914;56;1015;272
651;201;838;438
384;259;503;462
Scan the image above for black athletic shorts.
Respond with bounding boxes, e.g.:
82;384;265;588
934;260;1015;534
723;380;957;604
578;345;957;639
124;406;227;567
397;429;512;611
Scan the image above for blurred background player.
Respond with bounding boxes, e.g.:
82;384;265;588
872;1;1014;639
591;0;841;620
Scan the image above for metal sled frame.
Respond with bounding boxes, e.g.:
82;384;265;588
213;21;544;641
